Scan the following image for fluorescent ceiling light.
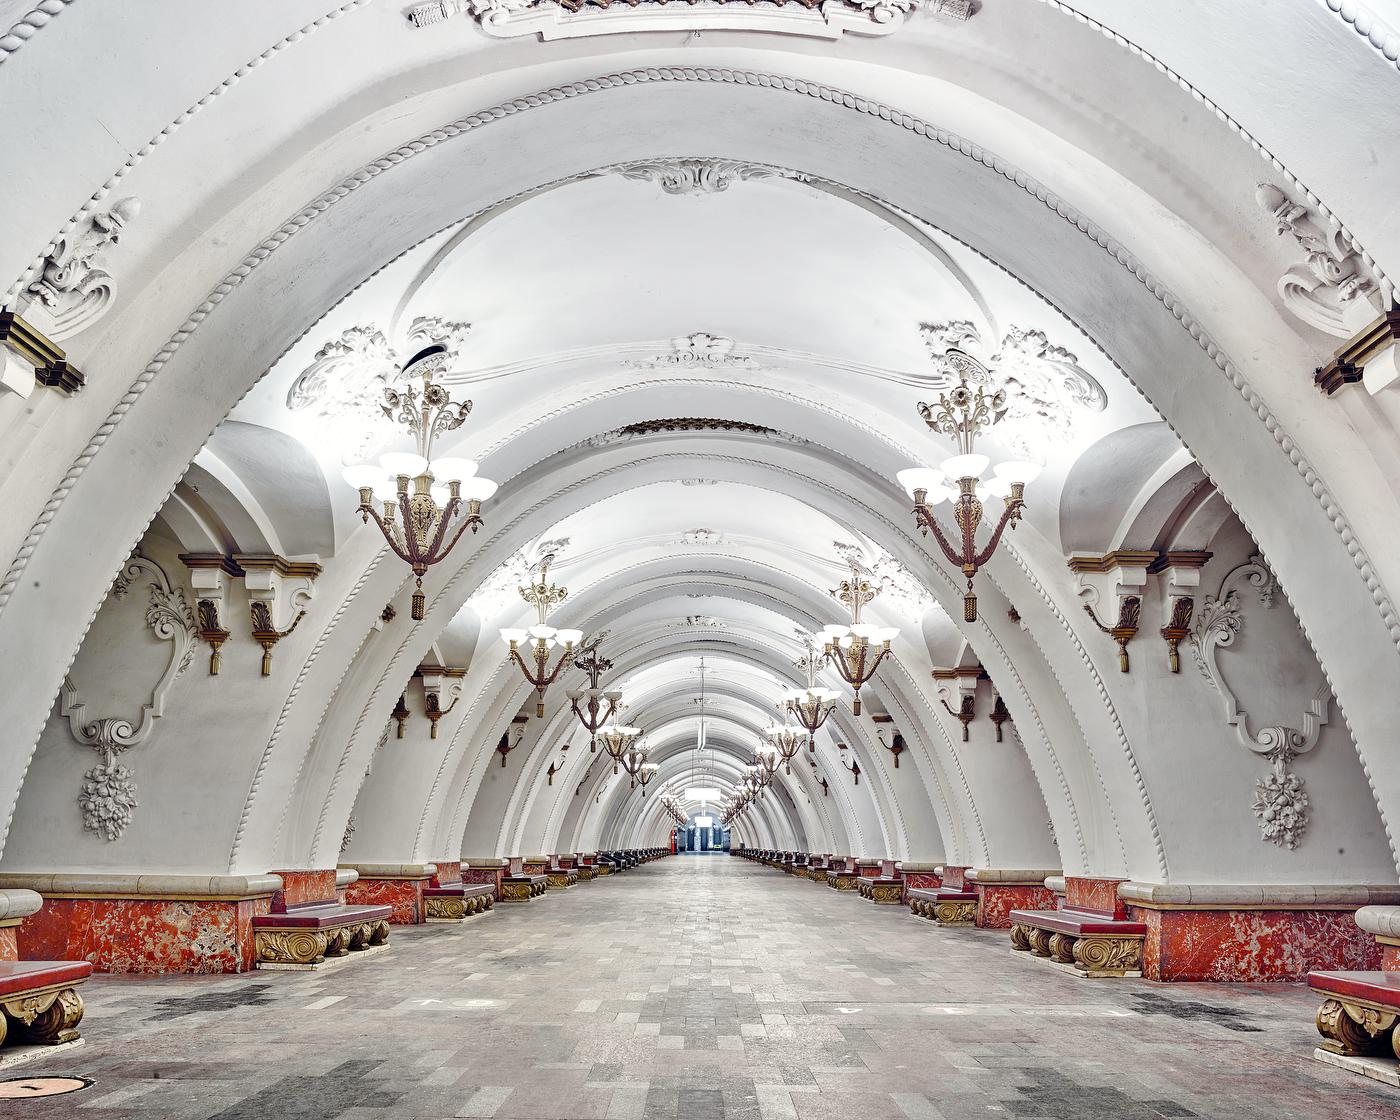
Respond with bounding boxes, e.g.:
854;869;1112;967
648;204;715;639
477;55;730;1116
694;816;716;828
684;786;721;802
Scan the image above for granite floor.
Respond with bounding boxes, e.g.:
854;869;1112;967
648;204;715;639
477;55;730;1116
4;856;1395;1118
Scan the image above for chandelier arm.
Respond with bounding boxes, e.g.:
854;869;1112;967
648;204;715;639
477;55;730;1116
362;505;418;567
917;506;969;569
430;503;483;565
419;495;463;562
971;500;1024;568
394;487;425;567
543;649;574;687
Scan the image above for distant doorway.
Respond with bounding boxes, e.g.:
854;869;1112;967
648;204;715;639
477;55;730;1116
678;813;729;853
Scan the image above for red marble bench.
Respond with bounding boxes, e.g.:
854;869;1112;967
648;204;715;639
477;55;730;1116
1309;971;1400;1062
858;860;904;904
0;960;92;1049
1009;906;1146;976
423;883;495;922
252;901;392;967
908;887;978;925
501;875;548;901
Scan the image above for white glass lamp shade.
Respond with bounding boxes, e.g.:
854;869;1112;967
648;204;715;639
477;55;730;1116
429;457;477;483
371;478;401;503
993;459;1043;485
874;626;900;643
342;465;383;490
459;477;498;501
564;689;582;701
429;483;451;507
555;628;584;647
500;627;528;644
528;624;557;640
850;623;879;640
380;451;429;478
816;687;842;702
821;624;850;642
603;690;624;702
940;452;990;481
983;476;1013;499
896;467;945;500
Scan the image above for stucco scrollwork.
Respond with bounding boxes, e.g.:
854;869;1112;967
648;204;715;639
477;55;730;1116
623;333;753;370
833;541;934;621
1256;183;1385;338
1189;554;1330;850
61;551;196;841
919;321;1107;458
613;159;800;196
25;197;140;341
407;0;970;40
468;537;571;617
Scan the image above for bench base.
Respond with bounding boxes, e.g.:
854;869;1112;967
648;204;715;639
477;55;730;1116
0;1036;84;1070
258;942;391;971
1313;1047;1400;1087
909;890;977;926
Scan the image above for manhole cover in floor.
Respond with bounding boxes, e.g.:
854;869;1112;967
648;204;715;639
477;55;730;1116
0;1075;93;1098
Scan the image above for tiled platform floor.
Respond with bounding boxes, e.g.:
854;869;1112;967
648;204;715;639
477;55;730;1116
6;856;1395;1118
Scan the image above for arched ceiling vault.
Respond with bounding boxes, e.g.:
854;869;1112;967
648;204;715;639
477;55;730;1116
2;2;1398;893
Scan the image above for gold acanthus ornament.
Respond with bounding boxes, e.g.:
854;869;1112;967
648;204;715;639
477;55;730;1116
565;640;621;752
500;555;583;718
897;358;1041;622
344;343;498;620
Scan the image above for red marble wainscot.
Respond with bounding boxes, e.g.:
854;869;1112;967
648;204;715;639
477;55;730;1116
0;873;281;973
1121;883;1400;982
856;859;882;880
937;865;969;890
340;863;438;924
431;861;463;887
270;869;339;910
461;857;507;900
1064;876;1129;918
965;869;1061;930
896;862;943;901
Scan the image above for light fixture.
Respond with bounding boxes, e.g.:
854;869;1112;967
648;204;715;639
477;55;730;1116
598;706;643;776
684;786;722;803
501;554;582;717
344;342;497;620
787;635;840;749
753;747;780;792
765;716;806;775
635;761;659;796
565;642;620;752
820;558;898;716
898;360;1039;622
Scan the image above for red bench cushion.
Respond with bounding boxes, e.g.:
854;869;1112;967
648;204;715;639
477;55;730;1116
0;960;93;996
1309;971;1400;1006
423;884;493;898
252;902;391;929
1009;907;1146;936
909;888;976;902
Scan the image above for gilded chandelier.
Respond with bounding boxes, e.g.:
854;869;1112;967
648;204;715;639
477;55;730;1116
765;716;806;775
897;356;1041;622
500;555;583;718
598;705;643;776
344;344;498;620
786;636;839;749
819;559;898;716
565;641;621;752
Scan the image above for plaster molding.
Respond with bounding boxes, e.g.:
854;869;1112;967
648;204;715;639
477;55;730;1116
1255;182;1384;338
1189;554;1332;850
59;550;196;841
1318;0;1400;71
22;197;140;341
612;159;804;196
0;1;73;65
467;536;570;617
405;0;971;42
621;333;753;370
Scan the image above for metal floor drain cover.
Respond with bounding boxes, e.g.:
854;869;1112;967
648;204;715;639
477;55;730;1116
0;1075;93;1098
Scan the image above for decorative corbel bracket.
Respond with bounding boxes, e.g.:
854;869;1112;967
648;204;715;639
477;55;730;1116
1069;551;1155;672
235;554;320;676
417;666;465;739
180;553;242;674
0;309;84;397
497;714;528;767
1313;305;1400;396
933;665;984;741
1150;551;1211;673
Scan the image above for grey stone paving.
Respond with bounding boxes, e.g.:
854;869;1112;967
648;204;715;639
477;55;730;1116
8;856;1398;1118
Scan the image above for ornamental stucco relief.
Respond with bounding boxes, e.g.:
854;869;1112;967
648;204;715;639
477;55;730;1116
919;321;1107;459
1189;554;1331;850
60;551;197;841
832;541;935;621
468;537;570;617
613;160;802;197
25;197;140;341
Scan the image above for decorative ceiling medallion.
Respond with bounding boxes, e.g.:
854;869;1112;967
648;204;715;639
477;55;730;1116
286;316;471;454
468;537;571;617
685;615;729;628
406;0;972;42
919;321;1106;458
623;333;753;370
833;541;936;620
612;159;804;196
681;528;723;546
